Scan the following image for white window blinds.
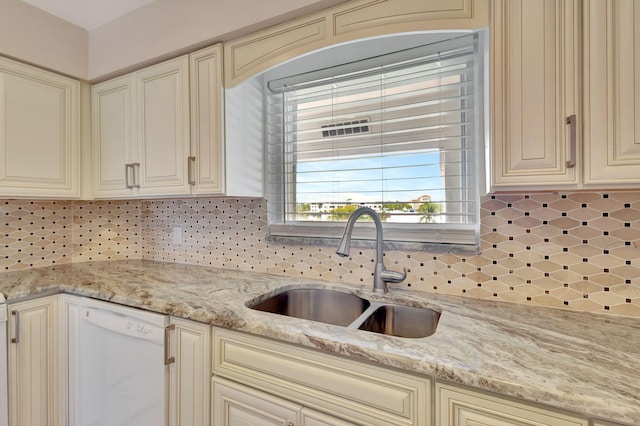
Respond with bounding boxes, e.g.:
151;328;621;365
266;34;483;246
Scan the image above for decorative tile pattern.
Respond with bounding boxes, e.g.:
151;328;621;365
1;191;639;317
71;201;141;262
0;200;72;271
141;193;640;317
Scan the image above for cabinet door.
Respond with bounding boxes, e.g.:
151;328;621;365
92;74;137;197
168;317;211;426
136;56;191;196
584;0;640;185
59;294;82;426
190;44;225;195
8;296;59;426
213;377;301;426
491;0;580;188
0;57;80;198
436;383;588;426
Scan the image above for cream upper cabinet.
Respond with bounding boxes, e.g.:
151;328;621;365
436;383;589;426
0;57;80;198
8;295;60;426
135;57;191;197
583;0;640;186
92;46;225;199
92;57;190;198
92;74;137;197
189;44;225;195
491;0;580;189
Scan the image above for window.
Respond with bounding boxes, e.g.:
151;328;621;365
266;33;485;249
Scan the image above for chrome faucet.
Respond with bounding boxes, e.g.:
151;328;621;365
336;207;406;293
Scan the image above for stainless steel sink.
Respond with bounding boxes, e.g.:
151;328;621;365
248;288;370;327
358;304;440;338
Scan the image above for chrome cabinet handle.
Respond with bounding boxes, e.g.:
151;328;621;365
132;162;141;188
566;114;576;168
188;156;196;186
125;164;134;189
11;310;19;344
164;324;175;365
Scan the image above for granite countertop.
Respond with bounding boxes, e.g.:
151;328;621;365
0;260;638;424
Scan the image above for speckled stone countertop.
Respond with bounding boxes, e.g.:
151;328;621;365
0;260;638;424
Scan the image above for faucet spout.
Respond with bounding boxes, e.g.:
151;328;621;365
335;207;406;293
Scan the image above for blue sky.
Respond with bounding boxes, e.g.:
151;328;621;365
295;150;445;204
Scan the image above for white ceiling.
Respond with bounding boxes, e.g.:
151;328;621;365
20;0;160;30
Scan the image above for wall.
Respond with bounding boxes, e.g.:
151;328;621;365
0;0;88;78
88;0;349;80
2;192;638;318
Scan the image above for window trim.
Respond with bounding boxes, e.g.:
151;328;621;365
265;31;487;250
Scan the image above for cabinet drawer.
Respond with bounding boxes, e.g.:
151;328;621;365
213;328;430;426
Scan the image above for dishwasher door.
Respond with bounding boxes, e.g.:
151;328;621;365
79;299;168;426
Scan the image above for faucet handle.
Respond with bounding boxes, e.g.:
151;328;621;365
380;267;407;284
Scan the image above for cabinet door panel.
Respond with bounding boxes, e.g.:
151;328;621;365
169;317;211;426
8;296;58;426
436;384;588;426
301;408;357;426
0;59;80;198
213;377;301;426
190;45;225;195
584;0;640;184
492;0;579;188
92;75;136;197
136;57;191;196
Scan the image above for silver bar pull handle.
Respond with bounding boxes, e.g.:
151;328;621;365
125;164;134;189
188;156;196;186
11;310;19;344
164;324;175;365
132;162;141;189
566;114;577;168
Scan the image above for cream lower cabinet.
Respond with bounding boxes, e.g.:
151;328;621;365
0;56;80;198
7;295;60;426
213;377;356;426
167;316;212;426
212;327;431;426
92;44;224;199
436;383;588;426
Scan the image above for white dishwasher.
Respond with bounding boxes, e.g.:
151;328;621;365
79;298;169;426
0;294;7;426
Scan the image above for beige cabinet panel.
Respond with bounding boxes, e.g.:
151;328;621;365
224;0;488;87
0;57;80;198
301;408;357;426
190;44;225;195
136;56;191;196
333;0;488;37
59;294;82;426
584;0;640;185
213;327;431;426
491;0;580;188
92;75;137;197
168;317;211;426
436;383;588;426
8;296;59;426
213;377;301;426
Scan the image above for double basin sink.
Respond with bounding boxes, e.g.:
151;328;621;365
247;288;440;338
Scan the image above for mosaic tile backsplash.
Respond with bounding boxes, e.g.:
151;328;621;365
1;192;639;317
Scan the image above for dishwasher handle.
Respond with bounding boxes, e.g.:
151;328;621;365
164;324;175;365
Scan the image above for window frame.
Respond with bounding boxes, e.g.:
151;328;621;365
265;31;487;252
